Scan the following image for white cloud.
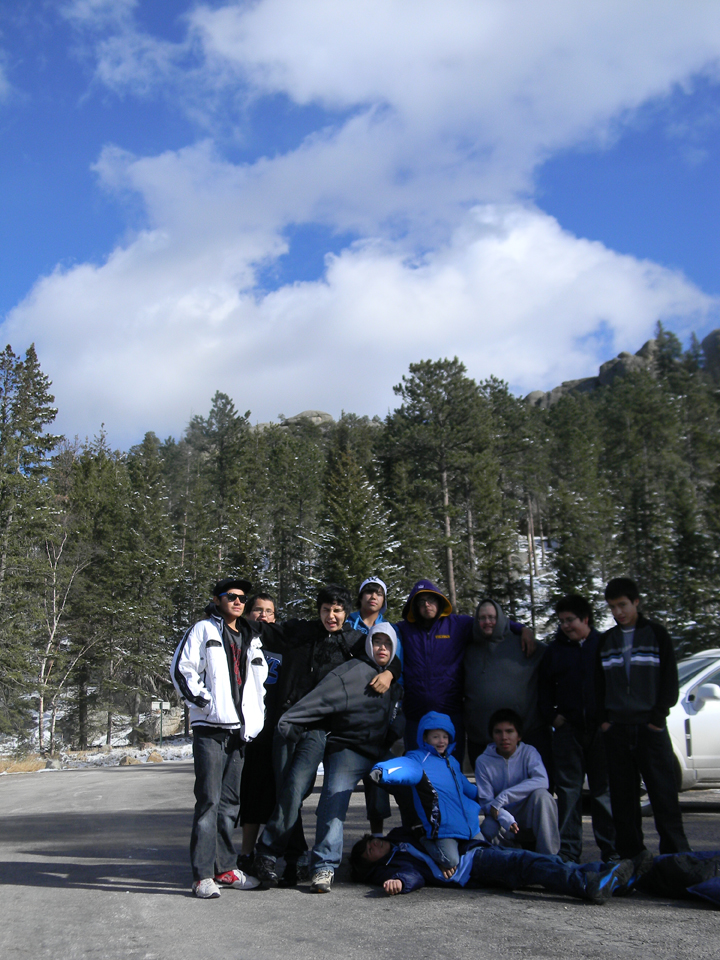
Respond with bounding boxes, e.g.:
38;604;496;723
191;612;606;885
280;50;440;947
5;201;715;446
5;1;720;444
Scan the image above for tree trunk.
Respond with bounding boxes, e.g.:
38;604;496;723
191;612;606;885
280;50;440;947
467;499;477;599
78;666;88;750
539;514;546;566
37;691;45;754
106;710;113;747
440;462;457;608
527;524;536;632
528;497;539;577
50;703;58;756
0;509;13;601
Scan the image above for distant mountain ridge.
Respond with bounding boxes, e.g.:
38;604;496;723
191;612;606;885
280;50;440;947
254;329;720;426
525;328;720;409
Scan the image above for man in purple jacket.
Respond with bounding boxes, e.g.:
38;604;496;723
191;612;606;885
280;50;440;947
396;580;534;764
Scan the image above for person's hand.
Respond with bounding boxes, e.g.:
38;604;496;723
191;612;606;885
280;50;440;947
369;670;392;694
442;866;457;879
647;723;664;732
520;626;536;657
600;722;612;732
490;806;500;820
383;879;403;895
509;822;520;835
553;714;566;729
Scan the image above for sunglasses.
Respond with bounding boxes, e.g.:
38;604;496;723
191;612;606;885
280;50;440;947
221;593;247;604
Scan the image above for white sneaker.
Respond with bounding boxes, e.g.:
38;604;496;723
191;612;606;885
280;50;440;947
310;869;334;893
215;868;261;890
192;878;221;899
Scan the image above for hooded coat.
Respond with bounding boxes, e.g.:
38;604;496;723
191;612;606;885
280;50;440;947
464;599;546;744
372;711;480;840
276;623;403;760
395;580;471;720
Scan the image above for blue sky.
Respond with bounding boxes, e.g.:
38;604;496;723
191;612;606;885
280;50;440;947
2;1;720;446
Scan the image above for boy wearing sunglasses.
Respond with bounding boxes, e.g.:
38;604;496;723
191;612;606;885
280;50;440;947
171;577;268;898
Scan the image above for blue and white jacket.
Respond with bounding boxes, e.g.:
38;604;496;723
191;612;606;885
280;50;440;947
372;711;480;840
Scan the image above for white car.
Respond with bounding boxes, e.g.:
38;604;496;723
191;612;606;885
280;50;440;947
668;649;720;790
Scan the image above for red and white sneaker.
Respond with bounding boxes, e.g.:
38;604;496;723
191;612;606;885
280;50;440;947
215;868;261;890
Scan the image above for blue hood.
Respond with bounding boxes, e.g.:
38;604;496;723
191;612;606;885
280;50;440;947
401;580;453;622
416;711;456;755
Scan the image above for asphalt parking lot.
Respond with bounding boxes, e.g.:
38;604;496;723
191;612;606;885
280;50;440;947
1;762;719;960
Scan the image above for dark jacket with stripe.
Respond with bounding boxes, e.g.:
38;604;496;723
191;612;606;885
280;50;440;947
596;614;679;728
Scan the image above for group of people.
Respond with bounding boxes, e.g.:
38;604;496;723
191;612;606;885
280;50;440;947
170;572;717;906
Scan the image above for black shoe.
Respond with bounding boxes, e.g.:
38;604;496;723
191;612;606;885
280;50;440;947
253;854;279;885
619;849;654;895
237;853;255;874
278;861;298;888
584;859;635;903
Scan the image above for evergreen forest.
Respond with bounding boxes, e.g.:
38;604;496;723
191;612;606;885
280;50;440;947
1;324;720;753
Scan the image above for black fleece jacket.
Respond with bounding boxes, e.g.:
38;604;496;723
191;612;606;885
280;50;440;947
538;627;603;730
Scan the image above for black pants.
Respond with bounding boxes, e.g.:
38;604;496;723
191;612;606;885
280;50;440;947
552;723;616;862
603;722;690;858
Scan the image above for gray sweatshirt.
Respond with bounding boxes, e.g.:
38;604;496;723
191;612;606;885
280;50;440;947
464;599;546;744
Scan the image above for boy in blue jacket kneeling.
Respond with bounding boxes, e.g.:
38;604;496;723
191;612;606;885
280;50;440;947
370;711;481;874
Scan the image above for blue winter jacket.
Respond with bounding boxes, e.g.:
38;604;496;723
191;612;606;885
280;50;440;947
372;711;481;840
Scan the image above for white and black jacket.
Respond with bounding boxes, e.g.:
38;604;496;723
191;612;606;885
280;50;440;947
171;612;268;740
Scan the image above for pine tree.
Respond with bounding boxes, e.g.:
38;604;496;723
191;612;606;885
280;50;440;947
383;358;488;610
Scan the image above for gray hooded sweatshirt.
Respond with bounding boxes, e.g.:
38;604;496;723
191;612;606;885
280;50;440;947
464;599;546;745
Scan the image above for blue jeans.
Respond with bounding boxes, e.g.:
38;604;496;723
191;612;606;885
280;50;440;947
553;723;616;861
257;728;325;860
421;837;460;869
190;728;245;882
470;847;606;899
311;747;375;874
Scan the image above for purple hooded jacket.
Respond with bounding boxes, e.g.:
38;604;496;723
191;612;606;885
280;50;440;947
396;579;525;721
395;580;472;720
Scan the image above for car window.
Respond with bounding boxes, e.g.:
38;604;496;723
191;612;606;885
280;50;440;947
678;658;720;684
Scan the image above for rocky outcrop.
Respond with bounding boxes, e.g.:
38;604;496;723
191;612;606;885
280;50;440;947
252;410;336;432
281;410;334;427
526;336;664;409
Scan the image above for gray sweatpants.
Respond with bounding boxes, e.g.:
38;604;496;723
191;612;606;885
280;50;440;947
481;789;560;855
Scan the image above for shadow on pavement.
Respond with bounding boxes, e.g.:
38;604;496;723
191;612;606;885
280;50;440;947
0;808;192;896
0;858;188;896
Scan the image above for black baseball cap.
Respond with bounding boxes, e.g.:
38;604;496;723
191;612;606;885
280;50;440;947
213;577;252;598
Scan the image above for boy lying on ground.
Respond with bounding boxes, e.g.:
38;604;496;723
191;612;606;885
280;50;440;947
349;828;634;903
